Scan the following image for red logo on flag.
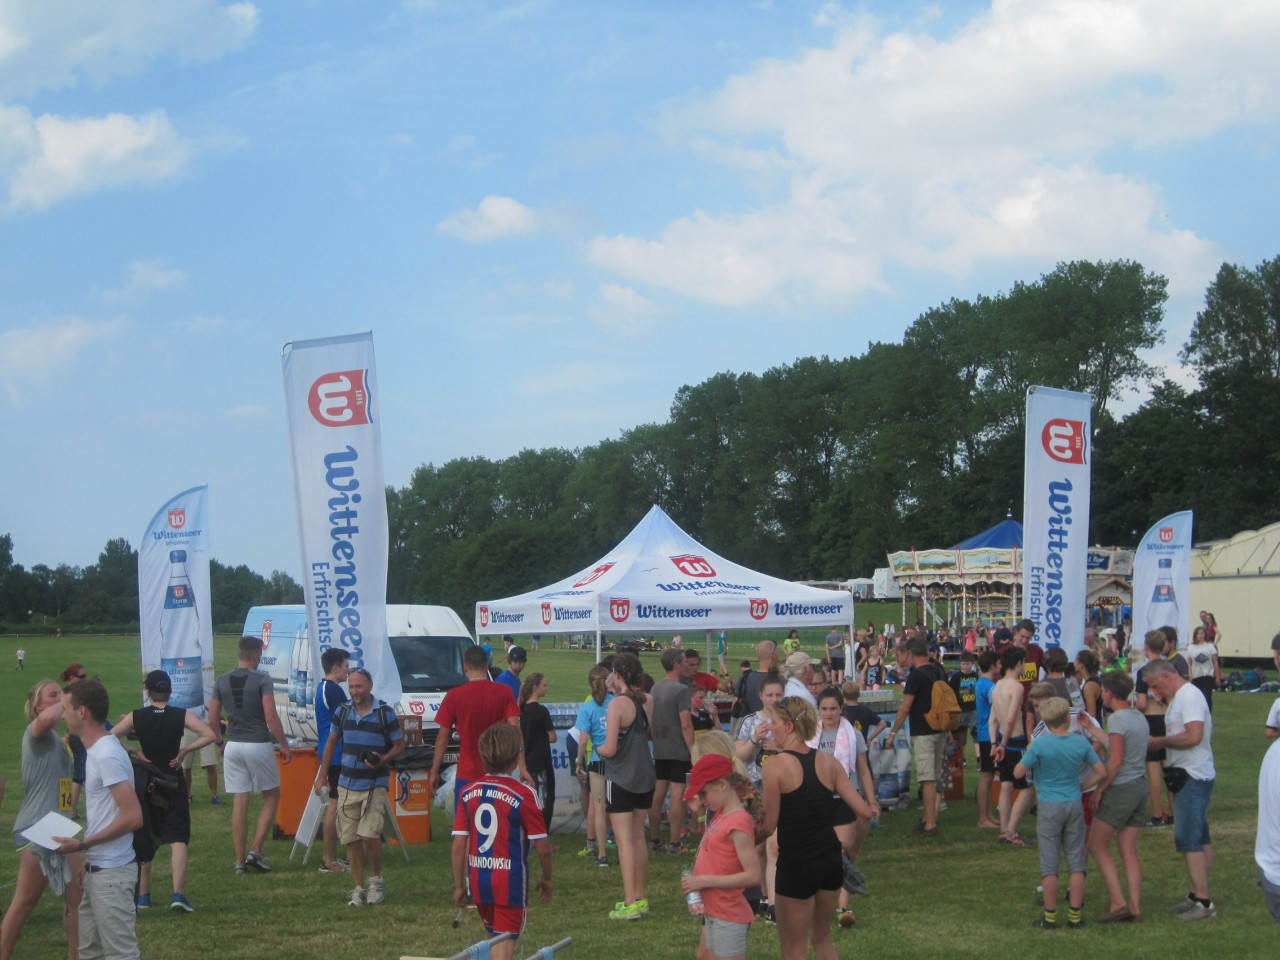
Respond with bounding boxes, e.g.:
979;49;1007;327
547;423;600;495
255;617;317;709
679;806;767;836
478;606;490;628
1159;527;1174;544
672;554;716;578
610;598;631;623
541;602;552;626
749;598;769;621
409;700;426;715
308;370;372;427
261;621;273;649
167;509;186;529
573;563;615;588
172;585;187;602
1041;418;1086;464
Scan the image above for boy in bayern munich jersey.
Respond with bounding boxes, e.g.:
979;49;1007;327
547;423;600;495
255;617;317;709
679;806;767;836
453;723;554;959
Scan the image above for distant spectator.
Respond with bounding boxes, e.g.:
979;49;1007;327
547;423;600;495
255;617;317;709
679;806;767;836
496;646;528;700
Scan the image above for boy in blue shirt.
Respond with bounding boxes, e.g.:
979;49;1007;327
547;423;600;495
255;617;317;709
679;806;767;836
1016;697;1105;929
973;650;1000;828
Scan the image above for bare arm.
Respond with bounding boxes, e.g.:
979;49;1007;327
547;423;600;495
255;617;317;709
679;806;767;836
680;709;694;753
207;699;223;745
533;837;554;903
888;694;914;739
313;730;341;794
1152;719;1204;751
178;712;216;765
262;694;292;763
55;779;143;856
428;716;454;795
452;835;469;907
30;699;65;740
757;760;783;841
110;713;134;740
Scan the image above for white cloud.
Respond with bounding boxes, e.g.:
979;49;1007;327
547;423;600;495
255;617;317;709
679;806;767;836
0;1;258;99
543;278;576;300
589;282;659;336
104;258;188;302
4;108;189;211
437;195;541;242
591;0;1277;307
225;404;268;419
0;317;129;403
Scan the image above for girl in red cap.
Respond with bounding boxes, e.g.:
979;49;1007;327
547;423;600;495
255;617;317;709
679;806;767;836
680;754;760;960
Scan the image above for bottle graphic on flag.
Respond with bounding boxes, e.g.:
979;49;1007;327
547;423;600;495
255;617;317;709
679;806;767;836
160;550;203;709
1144;557;1180;639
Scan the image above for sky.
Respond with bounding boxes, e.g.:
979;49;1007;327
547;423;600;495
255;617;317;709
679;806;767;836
2;0;1278;580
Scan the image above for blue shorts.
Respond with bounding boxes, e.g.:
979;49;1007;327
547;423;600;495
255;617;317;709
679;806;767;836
1172;776;1214;853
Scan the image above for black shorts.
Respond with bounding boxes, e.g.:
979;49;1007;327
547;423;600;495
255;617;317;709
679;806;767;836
775;849;842;899
141;778;191;857
977;741;996;774
1145;714;1167;763
832;795;856;826
605;782;654;814
327;764;341;800
997;737;1029;789
587;759;604;775
654;758;691;783
828;656;846;669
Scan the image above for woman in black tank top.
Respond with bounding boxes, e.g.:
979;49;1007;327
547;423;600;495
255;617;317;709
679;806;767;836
759;697;874;960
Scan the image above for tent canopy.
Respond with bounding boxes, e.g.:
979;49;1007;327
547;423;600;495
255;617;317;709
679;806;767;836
952;514;1023;551
474;505;853;636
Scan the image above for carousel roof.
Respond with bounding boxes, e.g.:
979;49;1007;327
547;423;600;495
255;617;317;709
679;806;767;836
952;514;1023;551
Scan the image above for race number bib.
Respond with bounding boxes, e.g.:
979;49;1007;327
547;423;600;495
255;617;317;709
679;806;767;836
59;778;73;812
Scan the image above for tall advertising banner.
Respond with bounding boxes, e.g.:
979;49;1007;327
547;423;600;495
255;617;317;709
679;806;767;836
139;485;213;714
283;333;399;703
1133;511;1194;648
1022;386;1092;657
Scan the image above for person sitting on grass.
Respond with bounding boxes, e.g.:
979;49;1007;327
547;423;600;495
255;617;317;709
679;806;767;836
1015;697;1105;930
452;723;553;960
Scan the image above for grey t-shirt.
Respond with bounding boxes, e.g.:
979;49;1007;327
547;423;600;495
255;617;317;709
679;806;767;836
1105;708;1150;785
650;677;692;762
14;726;73;847
212;668;275;743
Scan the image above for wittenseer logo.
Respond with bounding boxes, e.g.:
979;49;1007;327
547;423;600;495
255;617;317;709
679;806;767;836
261;621;273;650
573;563;615;588
610;598;631;623
1159;527;1174;544
308;370;372;427
478;606;490;628
671;555;716;578
409;700;425;715
1041;418;1086;465
167;509;186;529
749;598;769;621
541;602;552;626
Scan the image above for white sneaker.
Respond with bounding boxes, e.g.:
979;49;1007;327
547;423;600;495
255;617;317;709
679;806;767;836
348;886;366;907
366;875;386;905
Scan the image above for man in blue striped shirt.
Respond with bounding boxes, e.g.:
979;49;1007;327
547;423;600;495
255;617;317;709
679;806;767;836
313;667;403;907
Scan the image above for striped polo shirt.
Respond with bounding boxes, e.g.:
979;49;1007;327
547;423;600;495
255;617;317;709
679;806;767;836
335;699;402;791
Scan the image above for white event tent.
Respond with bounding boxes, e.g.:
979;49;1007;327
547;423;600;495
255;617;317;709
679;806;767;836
474;505;854;660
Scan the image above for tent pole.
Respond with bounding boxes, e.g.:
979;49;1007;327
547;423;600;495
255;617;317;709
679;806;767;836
595;626;602;665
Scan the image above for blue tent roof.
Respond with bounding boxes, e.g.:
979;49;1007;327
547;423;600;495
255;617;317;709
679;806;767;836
952;515;1023;551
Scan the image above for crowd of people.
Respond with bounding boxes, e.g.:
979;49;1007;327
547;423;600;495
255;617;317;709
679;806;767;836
4;611;1278;959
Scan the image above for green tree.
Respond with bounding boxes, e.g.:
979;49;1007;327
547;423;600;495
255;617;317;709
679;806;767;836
1182;256;1280;381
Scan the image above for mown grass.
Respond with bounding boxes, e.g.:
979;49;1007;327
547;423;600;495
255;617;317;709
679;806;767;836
2;633;1277;959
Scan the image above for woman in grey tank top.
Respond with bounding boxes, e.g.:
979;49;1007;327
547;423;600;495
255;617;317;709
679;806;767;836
1;679;83;960
597;653;655;921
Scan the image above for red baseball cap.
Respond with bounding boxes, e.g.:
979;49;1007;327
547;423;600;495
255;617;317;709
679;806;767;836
684;753;734;801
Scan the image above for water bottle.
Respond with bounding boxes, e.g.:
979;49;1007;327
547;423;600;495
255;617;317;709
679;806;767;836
1145;557;1179;638
159;550;203;710
682;867;704;915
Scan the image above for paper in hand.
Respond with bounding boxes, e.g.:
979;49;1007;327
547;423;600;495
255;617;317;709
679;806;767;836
21;811;83;851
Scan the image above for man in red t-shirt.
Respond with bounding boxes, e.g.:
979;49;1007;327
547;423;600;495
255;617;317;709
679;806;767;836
683;649;722;696
1011;619;1044;733
429;645;529;809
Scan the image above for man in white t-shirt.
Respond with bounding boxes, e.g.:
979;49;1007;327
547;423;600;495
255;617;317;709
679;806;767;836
782;652;819;706
1265;698;1280;739
1257;738;1280;926
1146;659;1216;922
53;680;143;959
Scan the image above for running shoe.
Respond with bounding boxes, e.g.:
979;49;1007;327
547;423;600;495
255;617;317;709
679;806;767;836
609;901;642;921
366;875;386;905
596;857;609;868
170;893;194;913
348;886;366;908
245;850;271;872
837;909;856;928
137;894;151;909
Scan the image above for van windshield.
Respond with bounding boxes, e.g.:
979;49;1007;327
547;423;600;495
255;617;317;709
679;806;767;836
389;636;474;693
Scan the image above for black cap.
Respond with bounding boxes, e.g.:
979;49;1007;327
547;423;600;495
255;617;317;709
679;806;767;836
508;645;527;663
144;670;172;695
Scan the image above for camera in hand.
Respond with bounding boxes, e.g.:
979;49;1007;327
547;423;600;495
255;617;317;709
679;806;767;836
358;750;383;767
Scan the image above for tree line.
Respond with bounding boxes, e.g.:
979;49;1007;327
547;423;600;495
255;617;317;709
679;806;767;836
3;256;1276;631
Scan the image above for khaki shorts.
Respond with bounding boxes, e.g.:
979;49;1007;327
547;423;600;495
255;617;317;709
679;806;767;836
912;732;946;784
337;785;387;844
180;726;217;769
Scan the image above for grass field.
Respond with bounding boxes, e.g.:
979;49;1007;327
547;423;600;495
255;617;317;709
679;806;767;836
1;632;1277;960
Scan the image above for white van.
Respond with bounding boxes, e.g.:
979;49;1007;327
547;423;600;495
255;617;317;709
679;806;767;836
241;603;475;765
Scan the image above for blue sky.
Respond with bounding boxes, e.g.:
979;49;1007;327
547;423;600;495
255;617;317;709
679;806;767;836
2;0;1277;579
